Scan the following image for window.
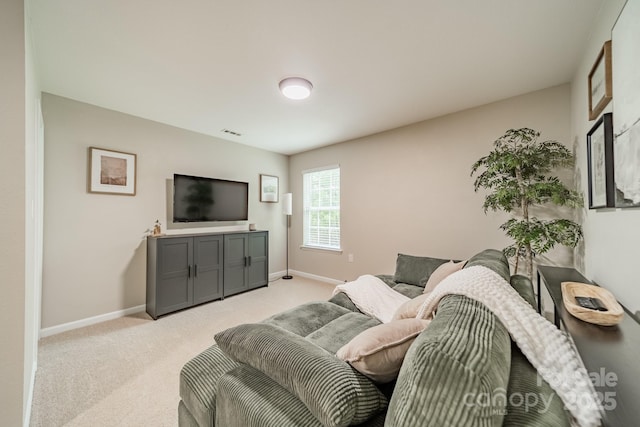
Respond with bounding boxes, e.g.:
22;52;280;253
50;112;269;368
302;166;340;250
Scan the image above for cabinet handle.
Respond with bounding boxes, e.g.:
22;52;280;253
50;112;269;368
194;264;198;277
244;256;248;267
188;265;191;278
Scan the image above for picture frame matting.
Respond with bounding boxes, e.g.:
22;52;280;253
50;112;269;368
586;113;615;209
260;174;279;202
88;147;137;196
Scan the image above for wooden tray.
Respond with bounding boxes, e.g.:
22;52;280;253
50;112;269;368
561;281;623;326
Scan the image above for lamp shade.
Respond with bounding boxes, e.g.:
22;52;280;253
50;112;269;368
282;193;293;216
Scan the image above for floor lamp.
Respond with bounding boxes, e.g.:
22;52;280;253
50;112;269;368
282;193;293;280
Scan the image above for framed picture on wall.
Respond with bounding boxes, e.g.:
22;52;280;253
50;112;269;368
587;113;615;209
588;40;612;121
88;147;137;195
612;0;640;207
260;174;279;202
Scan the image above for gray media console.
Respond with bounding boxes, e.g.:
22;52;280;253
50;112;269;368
146;230;269;319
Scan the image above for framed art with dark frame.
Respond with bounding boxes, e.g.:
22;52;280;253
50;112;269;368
260;174;279;202
588;40;612;121
587;113;615;209
88;147;137;195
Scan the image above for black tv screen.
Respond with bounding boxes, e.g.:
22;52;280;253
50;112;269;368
173;174;248;222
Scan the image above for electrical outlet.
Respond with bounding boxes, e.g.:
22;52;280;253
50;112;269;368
348;253;354;263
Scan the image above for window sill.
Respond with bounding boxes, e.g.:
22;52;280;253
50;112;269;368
299;245;343;254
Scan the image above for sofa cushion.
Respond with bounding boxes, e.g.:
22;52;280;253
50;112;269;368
510;274;536;309
215;323;388;427
391;283;423;299
327;292;361;313
386;294;511;427
262;301;352;337
393;253;450;287
503;342;570;426
178;400;200;427
306;312;381;354
464;249;510;281
216;364;324;427
179;344;239;427
337;318;431;383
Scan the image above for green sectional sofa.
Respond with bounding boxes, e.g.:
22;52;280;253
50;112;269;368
178;249;571;426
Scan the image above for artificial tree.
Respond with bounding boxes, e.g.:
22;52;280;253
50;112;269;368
471;128;583;279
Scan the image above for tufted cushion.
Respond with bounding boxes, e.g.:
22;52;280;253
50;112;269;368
305;312;381;354
261;301;352;336
215;323;387;427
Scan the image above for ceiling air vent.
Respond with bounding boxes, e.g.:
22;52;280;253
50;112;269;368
221;129;242;137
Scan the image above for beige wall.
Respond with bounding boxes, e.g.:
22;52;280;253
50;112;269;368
41;94;289;329
289;85;572;282
0;0;26;425
571;0;639;315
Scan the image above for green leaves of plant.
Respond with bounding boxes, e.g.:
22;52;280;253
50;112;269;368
500;218;582;256
471;128;583;276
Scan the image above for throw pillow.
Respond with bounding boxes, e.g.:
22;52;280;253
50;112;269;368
215;323;387;427
336;318;431;383
393;253;450;287
391;293;431;321
423;260;467;294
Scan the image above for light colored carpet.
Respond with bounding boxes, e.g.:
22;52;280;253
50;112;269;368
30;276;335;427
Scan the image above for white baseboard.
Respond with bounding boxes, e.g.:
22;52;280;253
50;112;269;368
269;269;342;285
289;270;343;285
40;271;340;337
40;304;146;338
269;270;286;281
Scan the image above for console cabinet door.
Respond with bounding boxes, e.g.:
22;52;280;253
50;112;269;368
248;231;268;290
147;231;269;318
193;235;223;304
223;234;248;297
156;237;193;316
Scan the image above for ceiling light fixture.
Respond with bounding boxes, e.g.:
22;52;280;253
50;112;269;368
279;77;313;100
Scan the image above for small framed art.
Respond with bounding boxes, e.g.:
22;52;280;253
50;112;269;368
260;174;279;202
587;113;615;209
89;147;137;195
588;40;612;121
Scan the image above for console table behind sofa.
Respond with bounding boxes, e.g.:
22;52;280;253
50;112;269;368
537;266;640;427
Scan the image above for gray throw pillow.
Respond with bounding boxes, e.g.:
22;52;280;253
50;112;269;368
393;253;450;287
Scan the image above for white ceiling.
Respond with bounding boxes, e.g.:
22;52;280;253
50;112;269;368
29;0;604;155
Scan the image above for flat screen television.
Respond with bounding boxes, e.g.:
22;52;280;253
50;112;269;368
173;174;248;222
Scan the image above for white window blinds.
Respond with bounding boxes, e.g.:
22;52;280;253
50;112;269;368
303;166;340;250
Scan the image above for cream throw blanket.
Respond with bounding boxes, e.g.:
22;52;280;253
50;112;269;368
416;265;602;427
332;274;409;323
